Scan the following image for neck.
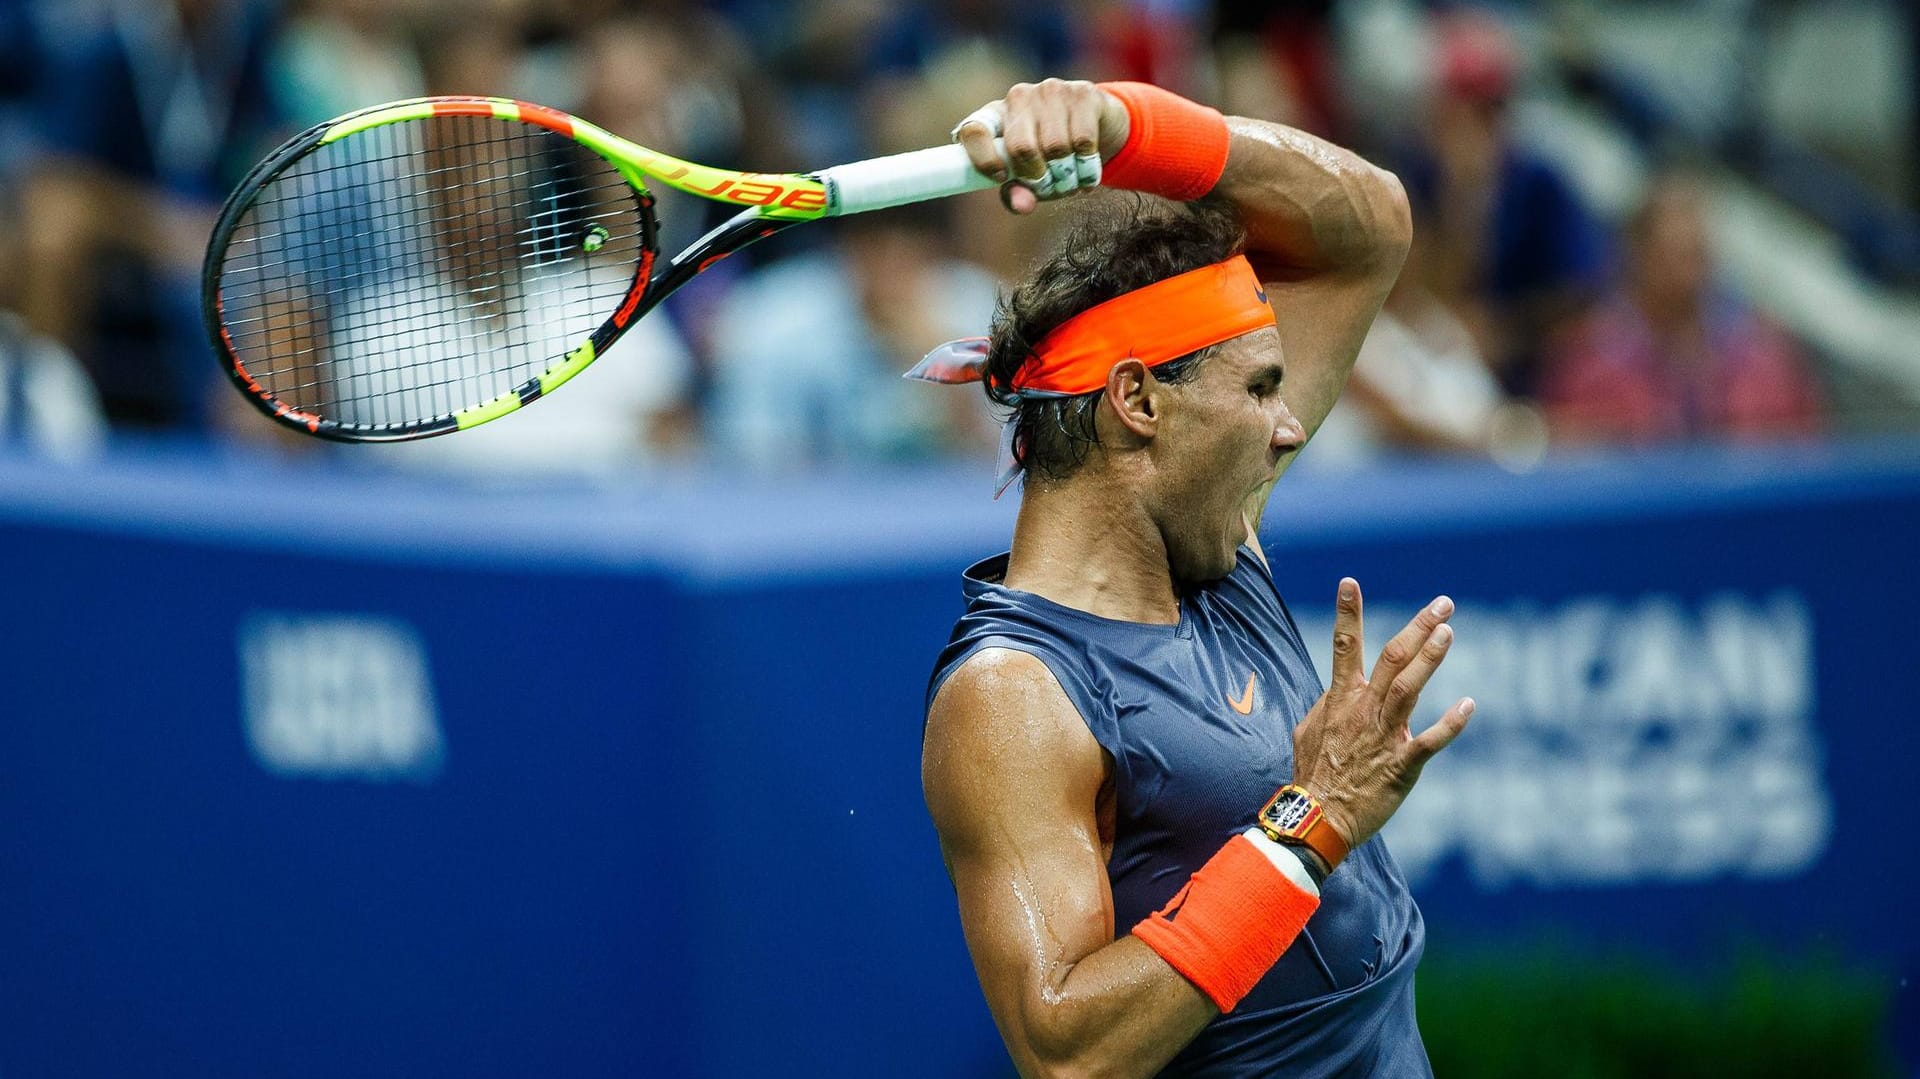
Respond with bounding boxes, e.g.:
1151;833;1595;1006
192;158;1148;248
1003;473;1181;625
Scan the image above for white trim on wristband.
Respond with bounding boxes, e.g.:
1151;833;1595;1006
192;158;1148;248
1240;826;1321;898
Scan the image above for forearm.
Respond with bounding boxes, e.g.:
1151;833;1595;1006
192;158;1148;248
1007;935;1215;1079
1000;830;1325;1078
1208;118;1414;483
1212;117;1412;283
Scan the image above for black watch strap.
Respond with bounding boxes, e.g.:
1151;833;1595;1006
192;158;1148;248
1283;841;1330;888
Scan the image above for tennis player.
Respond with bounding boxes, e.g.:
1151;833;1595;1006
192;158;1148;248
920;80;1473;1077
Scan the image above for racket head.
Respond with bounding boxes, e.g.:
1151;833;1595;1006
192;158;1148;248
202;98;659;442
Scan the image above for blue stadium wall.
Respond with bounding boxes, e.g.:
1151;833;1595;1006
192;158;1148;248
2;439;1915;1076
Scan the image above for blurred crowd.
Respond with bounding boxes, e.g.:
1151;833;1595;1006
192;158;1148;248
0;0;1863;476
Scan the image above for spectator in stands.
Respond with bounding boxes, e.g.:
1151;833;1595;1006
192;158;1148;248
1211;0;1343;140
1394;7;1607;397
342;6;703;476
354;310;696;477
729;0;889;170
0;188;107;459
1306;230;1530;468
746;0;1078;170
860;41;1053;286
864;0;1077;88
1540;171;1825;446
0;315;107;462
21;0;282;432
570;11;762;260
706;206;999;468
266;0;427;128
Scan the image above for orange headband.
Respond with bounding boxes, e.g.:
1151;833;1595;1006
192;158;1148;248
1017;255;1274;394
904;255;1276;397
903;254;1276;497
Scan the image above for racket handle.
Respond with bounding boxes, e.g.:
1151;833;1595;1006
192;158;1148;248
817;139;1006;216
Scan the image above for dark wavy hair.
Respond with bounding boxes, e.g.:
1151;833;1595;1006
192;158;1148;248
984;196;1247;483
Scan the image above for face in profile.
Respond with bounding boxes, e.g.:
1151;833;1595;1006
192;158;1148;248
1144;327;1302;583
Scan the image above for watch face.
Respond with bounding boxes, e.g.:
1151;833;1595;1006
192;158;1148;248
1263;791;1314;833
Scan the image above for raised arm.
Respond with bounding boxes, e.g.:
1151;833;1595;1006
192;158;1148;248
1213;115;1411;548
952;80;1412;533
1213;117;1412;475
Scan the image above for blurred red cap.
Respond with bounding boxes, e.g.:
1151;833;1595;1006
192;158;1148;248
1436;9;1517;103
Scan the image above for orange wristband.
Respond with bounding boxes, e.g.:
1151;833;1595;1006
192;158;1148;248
1097;82;1231;201
1131;829;1321;1013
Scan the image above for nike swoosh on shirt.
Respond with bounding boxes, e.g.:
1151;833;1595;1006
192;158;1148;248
1228;671;1256;715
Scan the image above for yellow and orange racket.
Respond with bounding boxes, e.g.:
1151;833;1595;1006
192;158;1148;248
202;96;1000;441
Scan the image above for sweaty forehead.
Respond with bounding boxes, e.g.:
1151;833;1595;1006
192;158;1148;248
1210;325;1284;374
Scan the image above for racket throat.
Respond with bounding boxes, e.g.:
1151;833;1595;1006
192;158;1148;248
647;211;798;302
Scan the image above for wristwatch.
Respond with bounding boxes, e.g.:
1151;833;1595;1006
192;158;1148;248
1256;785;1349;874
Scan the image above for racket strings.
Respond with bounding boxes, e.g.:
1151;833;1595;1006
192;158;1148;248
216;113;648;431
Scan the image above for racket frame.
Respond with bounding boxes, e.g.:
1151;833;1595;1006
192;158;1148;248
204;95;995;442
203;97;823;442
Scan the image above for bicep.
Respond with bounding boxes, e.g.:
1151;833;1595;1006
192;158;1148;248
923;649;1115;1064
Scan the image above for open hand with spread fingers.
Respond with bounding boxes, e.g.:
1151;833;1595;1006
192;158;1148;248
1289;578;1475;861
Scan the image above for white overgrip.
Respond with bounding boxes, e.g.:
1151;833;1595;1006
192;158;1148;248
816;139;1006;216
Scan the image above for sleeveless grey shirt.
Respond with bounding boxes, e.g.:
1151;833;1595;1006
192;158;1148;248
927;550;1432;1078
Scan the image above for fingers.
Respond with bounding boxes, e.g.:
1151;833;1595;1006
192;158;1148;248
1031;89;1075;197
1381;622;1453;724
952;101;1008;184
1000;100;1048;189
1370;595;1453;697
1407;697;1475;764
963;79;1105;215
1328;577;1365;690
1068;89;1103;188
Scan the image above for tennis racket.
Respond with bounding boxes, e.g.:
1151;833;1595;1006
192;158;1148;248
202;96;1002;441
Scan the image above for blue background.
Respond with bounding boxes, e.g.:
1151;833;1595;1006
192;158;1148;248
2;439;1915;1076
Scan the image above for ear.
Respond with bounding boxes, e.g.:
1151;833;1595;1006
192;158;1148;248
1102;358;1159;439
